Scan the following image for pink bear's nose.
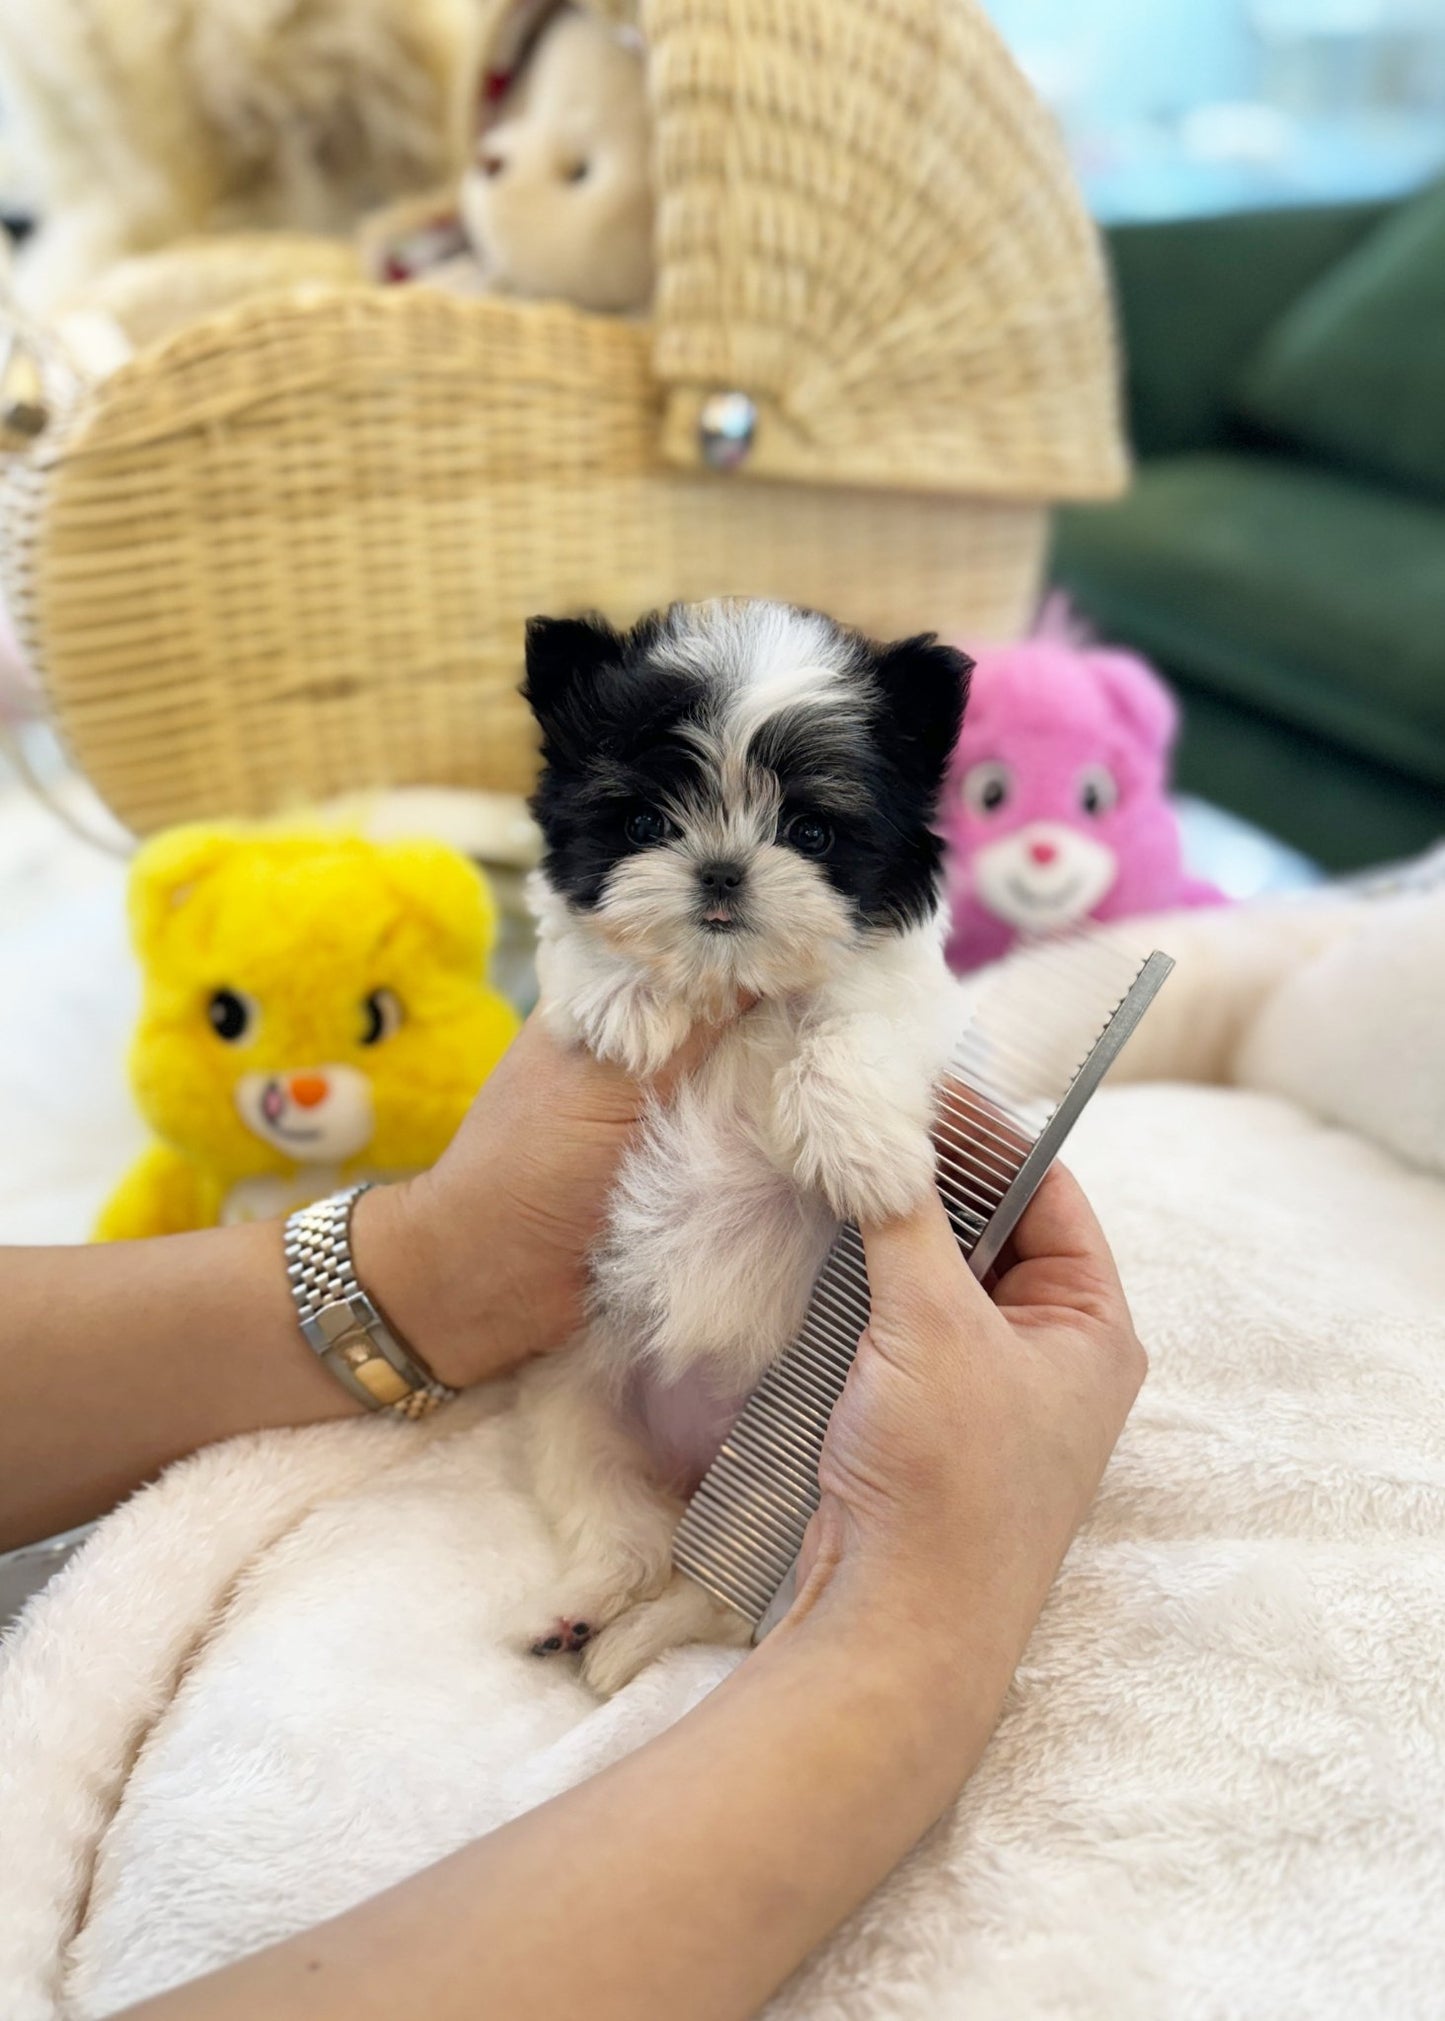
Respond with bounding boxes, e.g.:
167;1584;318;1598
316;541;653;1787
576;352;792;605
1028;840;1059;866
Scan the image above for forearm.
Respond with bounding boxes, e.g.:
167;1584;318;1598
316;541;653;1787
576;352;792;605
0;1217;351;1546
0;1186;507;1550
125;1596;1003;2021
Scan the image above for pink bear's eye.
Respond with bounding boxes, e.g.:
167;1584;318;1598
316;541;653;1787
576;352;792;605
961;762;1013;816
1078;765;1118;817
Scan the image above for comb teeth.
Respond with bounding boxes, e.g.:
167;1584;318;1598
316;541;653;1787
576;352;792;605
672;938;1174;1628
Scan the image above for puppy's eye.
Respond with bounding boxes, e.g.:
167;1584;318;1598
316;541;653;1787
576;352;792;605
207;987;257;1044
962;762;1012;816
480;149;506;178
360;988;404;1046
625;807;673;848
783;814;834;858
1078;765;1118;817
562;158;590;184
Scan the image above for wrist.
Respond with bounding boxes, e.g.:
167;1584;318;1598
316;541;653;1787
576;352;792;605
350;1178;508;1391
751;1583;1008;1816
781;1506;1043;1716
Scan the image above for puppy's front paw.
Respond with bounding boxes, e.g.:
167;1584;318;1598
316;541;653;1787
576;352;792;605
829;1119;935;1225
523;1522;679;1668
773;1038;936;1224
524;1562;656;1665
581;1573;751;1697
529;1616;595;1658
575;976;694;1079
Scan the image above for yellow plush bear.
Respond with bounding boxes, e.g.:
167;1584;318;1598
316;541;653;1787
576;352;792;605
96;824;521;1239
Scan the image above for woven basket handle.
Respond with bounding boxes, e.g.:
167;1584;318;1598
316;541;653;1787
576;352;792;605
0;239;127;854
0;231;92;452
0;711;134;859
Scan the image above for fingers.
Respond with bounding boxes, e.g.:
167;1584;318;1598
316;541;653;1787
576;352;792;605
859;1185;984;1325
861;1160;1129;1339
1004;1164;1107;1267
503;994;755;1147
989;1164;1132;1326
861;1161;1104;1298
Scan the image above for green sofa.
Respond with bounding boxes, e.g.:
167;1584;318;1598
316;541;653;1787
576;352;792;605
1054;196;1445;870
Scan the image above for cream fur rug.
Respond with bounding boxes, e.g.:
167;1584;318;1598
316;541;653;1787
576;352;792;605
4;888;1445;2018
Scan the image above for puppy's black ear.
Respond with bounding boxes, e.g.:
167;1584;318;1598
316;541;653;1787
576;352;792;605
523;614;624;725
870;634;973;799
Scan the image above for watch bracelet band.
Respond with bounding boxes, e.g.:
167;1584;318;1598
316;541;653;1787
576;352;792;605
283;1184;457;1420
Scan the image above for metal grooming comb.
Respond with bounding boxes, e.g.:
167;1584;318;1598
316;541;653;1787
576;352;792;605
672;937;1174;1637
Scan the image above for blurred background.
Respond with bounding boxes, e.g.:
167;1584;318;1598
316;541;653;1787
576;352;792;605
989;0;1445;221
1;0;1440;886
989;0;1445;879
2;0;1439;895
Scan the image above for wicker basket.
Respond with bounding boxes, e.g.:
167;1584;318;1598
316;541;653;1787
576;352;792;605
0;0;1126;838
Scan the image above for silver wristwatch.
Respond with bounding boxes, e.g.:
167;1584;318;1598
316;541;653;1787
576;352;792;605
283;1184;457;1420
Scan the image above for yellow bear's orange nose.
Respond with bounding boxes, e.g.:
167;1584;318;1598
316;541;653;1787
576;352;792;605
289;1073;329;1109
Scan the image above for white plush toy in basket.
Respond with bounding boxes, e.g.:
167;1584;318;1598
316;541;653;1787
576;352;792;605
0;0;1126;839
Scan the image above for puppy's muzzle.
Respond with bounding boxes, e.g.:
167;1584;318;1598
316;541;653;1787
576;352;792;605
696;858;747;931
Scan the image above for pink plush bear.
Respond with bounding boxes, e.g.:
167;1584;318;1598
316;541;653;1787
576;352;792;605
942;631;1226;971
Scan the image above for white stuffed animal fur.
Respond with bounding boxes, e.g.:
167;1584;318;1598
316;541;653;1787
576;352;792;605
0;0;485;314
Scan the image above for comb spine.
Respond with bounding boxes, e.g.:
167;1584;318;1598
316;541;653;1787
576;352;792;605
967;951;1173;1280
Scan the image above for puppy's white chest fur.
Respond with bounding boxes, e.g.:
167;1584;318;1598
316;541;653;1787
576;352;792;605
594;999;838;1391
587;931;961;1393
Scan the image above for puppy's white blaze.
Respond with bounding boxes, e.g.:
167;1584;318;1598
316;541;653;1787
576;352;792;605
657;604;874;818
653;599;854;699
720;658;861;750
664;778;782;858
719;612;864;798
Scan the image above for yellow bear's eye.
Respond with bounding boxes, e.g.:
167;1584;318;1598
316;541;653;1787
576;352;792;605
360;988;404;1046
207;987;258;1043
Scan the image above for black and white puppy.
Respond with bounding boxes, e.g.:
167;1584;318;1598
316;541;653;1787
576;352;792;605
519;599;971;1691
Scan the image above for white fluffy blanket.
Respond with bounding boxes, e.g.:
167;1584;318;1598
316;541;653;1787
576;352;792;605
4;888;1445;2019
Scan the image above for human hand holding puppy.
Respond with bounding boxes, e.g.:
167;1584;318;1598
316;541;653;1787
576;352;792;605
5;825;1146;2021
355;1003;743;1390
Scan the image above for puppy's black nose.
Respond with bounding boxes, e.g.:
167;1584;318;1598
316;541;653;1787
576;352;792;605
697;860;746;893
